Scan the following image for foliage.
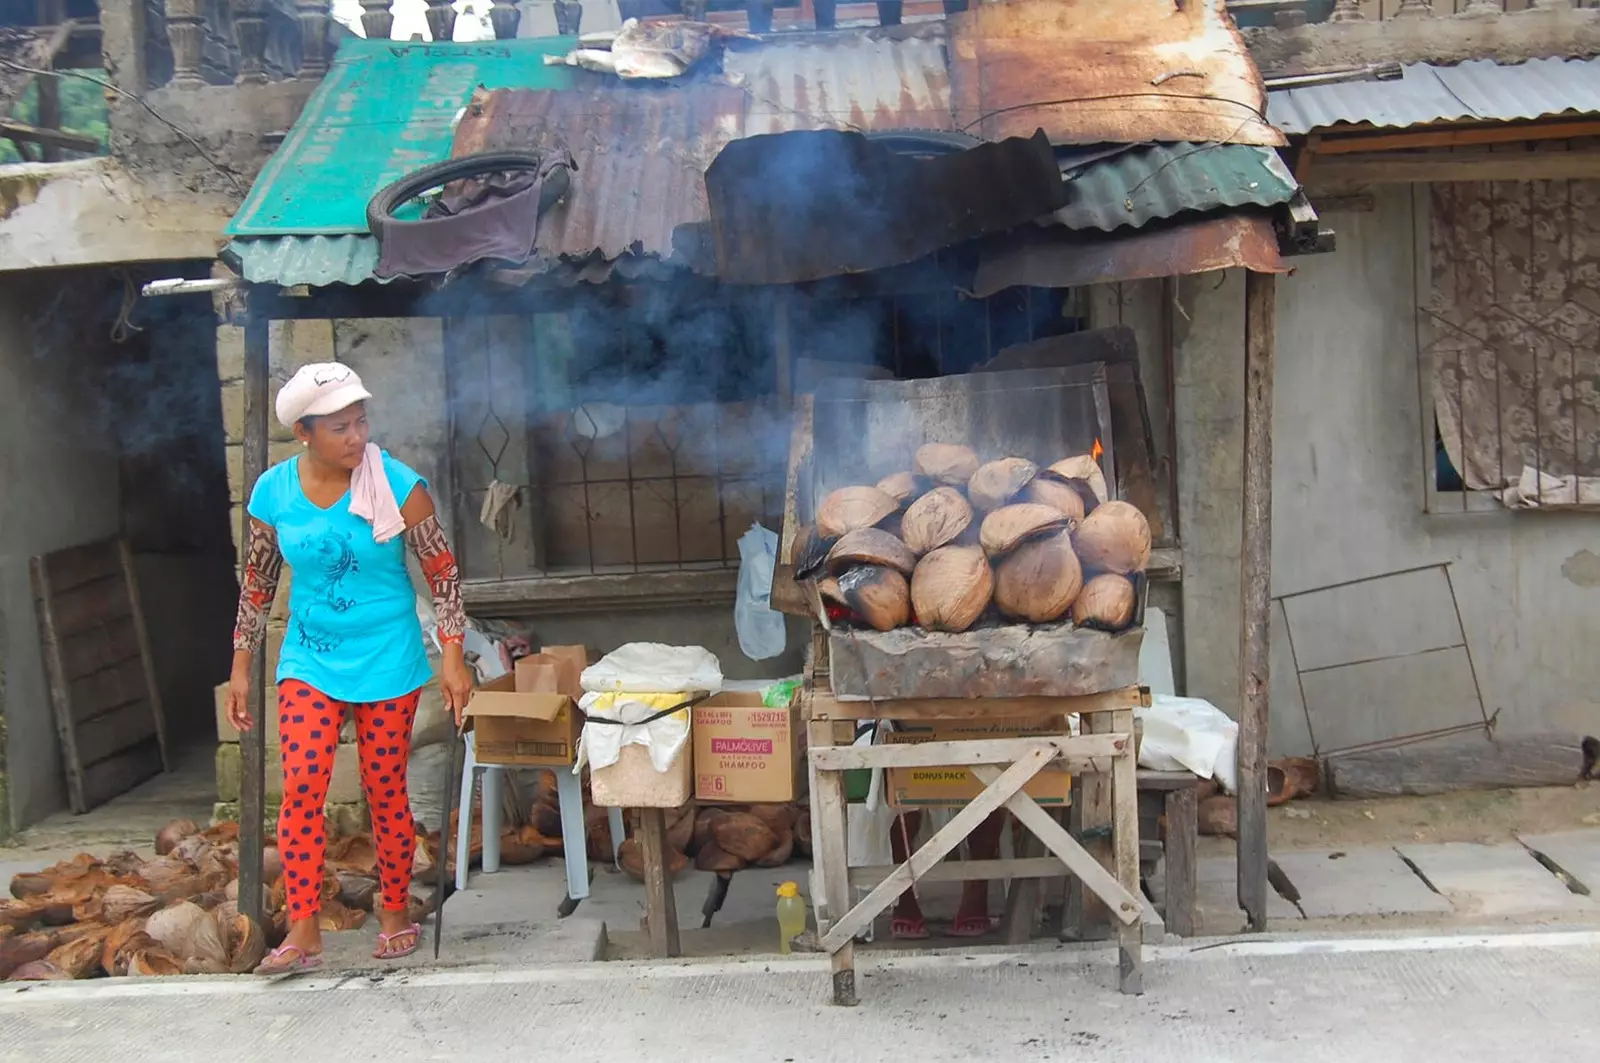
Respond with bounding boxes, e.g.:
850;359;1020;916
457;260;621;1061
0;71;110;165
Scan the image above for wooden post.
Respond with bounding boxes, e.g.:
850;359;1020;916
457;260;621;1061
238;299;270;926
1237;269;1276;932
638;808;680;958
808;718;856;1007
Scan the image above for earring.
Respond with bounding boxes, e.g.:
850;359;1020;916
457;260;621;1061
301;441;308;447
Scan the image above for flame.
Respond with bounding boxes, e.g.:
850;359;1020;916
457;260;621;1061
1091;437;1104;463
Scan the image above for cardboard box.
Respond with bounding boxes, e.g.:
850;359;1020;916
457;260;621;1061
886;718;1073;809
467;666;579;769
694;692;801;803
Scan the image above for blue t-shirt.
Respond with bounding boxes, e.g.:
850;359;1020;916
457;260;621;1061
247;451;434;704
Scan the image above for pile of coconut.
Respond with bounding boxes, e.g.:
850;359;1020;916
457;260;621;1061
794;443;1151;633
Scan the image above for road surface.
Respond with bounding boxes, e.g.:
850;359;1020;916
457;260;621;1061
3;930;1595;1061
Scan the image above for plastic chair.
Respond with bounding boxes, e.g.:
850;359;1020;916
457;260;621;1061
455;730;625;916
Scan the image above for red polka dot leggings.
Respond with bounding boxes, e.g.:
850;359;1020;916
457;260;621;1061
277;681;420;921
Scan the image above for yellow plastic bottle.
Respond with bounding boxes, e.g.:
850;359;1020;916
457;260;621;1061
775;881;807;954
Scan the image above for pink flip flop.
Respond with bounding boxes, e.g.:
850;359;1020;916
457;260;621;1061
890;917;930;941
946;915;997;939
254;944;323;975
373;923;422;961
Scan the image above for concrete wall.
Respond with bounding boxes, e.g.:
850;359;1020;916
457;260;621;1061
1155;185;1600;757
0;277;124;831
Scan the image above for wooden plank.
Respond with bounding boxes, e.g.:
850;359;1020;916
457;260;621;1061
72;698;157;767
1238;269;1275;933
847;856;1070;889
1327;734;1586;798
1164;784;1198;937
638;808;681;958
461;569;739;612
770;393;813;618
811;733;1127;773
1137;769;1203;792
42;541;121;593
971;765;1142;927
0;117;99;153
47;574;132;636
1064;709;1114;940
80;738;163;810
35;63;60;163
238;307;269;926
811;685;1147;722
820;744;1057;952
1110;706;1143;993
30;555;88;814
1000;825;1045;945
66;656;146;723
118;540;169;772
807;719;856;1007
1310;149;1600;186
59;626;139;682
1315;119;1600;156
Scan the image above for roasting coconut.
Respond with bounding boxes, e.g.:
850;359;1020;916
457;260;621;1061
914;443;981;486
834;565;911;631
815;485;898;539
876;471;928;508
826;527;917;575
967;457;1039;512
1047;454;1109;504
979;503;1070;559
1072;573;1138;630
900;486;974;555
993;529;1083;623
911;545;993;633
1022;476;1087;523
1071;500;1151;575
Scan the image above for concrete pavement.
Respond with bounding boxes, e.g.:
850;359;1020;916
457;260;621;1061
3;930;1598;1062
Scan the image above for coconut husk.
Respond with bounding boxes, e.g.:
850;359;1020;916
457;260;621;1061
531;799;564;841
155;819;200;856
1047;455;1109;503
691;808;729;853
911;545;993;633
260;847;284;884
336;870;379;912
317;899;367;932
8;960;70;982
753;829;795;868
967;457;1039;512
98;885;162;925
8;872;52;900
617;838;689;881
1071;573;1137;631
833;565;910;632
133;856;193;896
667;805;697;853
876;471;927;508
826;527;916;576
146;901;217;961
1071;500;1151;575
326;834;378;874
171;835;214;868
100;919;148;976
201;821;241;846
11;853;97;902
126;947;185;977
1198;795;1237;838
227;915;266;974
693;840;746;873
816;485;898;539
747;804;795;833
979;503;1069;559
498;828;545;866
48;929;110;979
712;813;779;862
0;931;57;980
1023;477;1088;523
900;486;974;555
994;529;1083;623
793;809;812;857
914;443;980;486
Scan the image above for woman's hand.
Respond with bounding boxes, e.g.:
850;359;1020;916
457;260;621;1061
441;645;475;728
226;656;254;733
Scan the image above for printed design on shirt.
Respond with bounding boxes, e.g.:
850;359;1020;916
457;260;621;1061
293;528;361;654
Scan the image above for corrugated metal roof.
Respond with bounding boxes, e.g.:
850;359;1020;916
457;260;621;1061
230;233;383;286
1267;57;1600;135
1054;142;1296;233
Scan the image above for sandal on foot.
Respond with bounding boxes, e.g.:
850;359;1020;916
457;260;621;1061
890;917;930;940
373;923;422;960
947;915;997;939
254;944;323;976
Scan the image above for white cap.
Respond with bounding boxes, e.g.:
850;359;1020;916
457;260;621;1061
275;362;373;428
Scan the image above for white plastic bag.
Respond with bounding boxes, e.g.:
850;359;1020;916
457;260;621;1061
845;722;895;944
580;643;723;694
1135;694;1240;793
575;691;693;773
734;523;786;661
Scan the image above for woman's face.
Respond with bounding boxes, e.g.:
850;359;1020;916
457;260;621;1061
296;401;370;471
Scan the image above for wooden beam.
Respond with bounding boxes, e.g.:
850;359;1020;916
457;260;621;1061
810;733;1128;773
461;569;738;614
810;685;1147;722
848;857;1070;889
638;808;681;958
35;68;60;162
0;118;99;154
1237;269;1276;934
1326;734;1585;798
1310;150;1600;186
237;304;270;928
1315;119;1600;156
807;718;856;1007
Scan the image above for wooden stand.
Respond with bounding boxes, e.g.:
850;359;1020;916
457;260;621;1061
805;682;1149;1006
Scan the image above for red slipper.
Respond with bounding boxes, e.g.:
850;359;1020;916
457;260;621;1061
947;915;997;939
891;917;930;940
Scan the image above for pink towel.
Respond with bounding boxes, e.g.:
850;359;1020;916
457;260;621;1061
349;443;406;544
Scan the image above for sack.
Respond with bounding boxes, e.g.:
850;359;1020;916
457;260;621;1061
1135;694;1239;793
734;523;786;661
580;643;722;694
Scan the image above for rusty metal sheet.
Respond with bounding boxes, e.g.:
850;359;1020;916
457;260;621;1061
451;82;748;269
971;213;1287;299
948;0;1283;148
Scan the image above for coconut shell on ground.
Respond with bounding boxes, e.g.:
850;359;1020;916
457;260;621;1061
900;486;974;555
816;486;898;539
1072;573;1137;631
827;528;916;575
833;565;911;631
911;545;993;633
979;503;1070;559
994;530;1083;623
914;443;981;486
1072;500;1152;575
967;457;1038;512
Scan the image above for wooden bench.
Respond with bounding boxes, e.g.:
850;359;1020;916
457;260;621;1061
1136;770;1201;938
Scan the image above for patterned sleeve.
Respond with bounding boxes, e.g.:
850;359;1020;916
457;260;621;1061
404;514;465;645
233;519;284;652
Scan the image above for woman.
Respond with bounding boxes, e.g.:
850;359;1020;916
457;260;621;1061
226;362;474;974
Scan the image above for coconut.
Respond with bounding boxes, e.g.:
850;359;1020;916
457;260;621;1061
8;959;69;981
993;530;1083;623
967;457;1039;512
1048;454;1109;503
154;819;200;857
827;527;916;575
792;523;834;581
227;915;266;974
876;471;927;508
754;829;795;868
694;840;745;873
816;486;898;539
979;503;1070;559
834;565;911;631
914;443;981;486
1071;573;1138;630
911;545;993;633
47;931;109;979
1023;476;1087;523
712;813;779;862
126;947;184;977
900;486;974;555
1071;500;1151;575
